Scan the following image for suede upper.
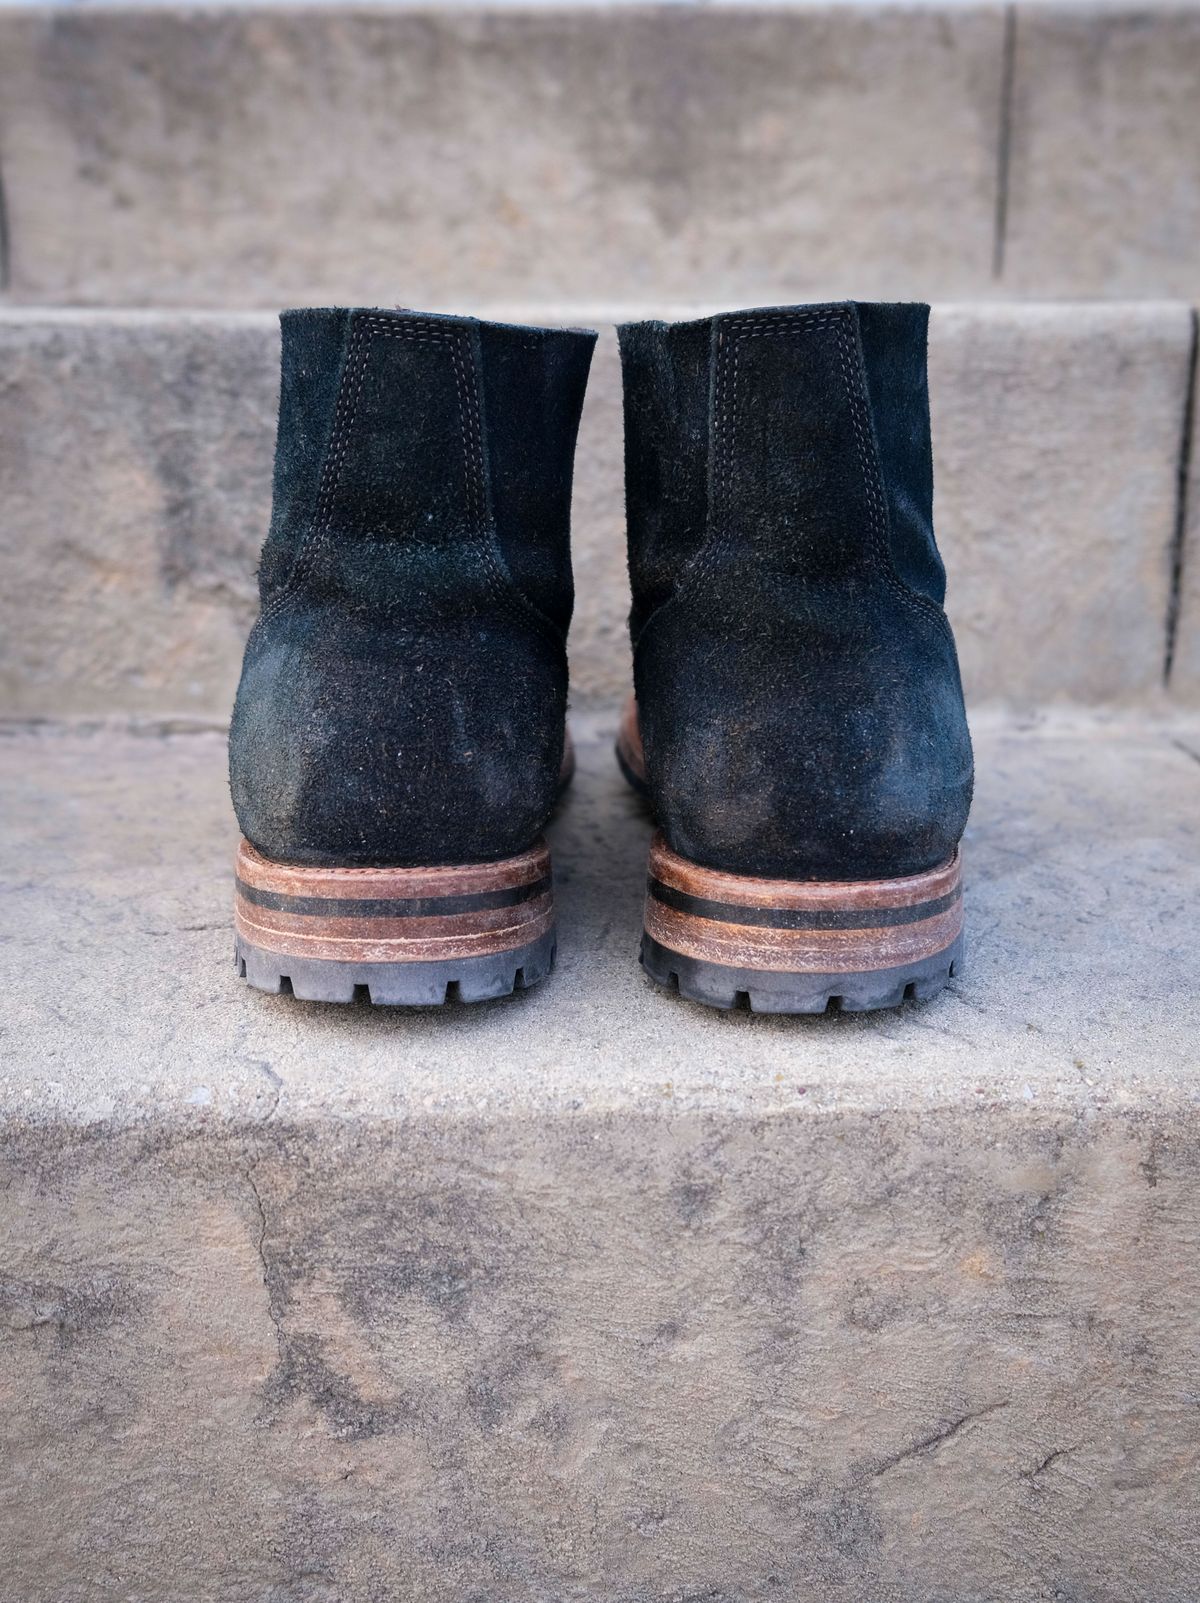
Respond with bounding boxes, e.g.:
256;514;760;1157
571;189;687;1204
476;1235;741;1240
619;301;973;882
230;308;596;868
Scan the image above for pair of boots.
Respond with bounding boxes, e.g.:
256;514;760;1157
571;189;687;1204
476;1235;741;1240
230;302;972;1015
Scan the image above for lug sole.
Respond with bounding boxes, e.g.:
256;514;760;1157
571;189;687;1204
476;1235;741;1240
641;833;963;1014
233;837;556;1005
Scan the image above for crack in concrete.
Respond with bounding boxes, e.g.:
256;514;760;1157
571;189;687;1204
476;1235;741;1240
246;1166;284;1357
1164;307;1198;685
1171;736;1200;771
991;5;1017;281
1021;1445;1076;1482
0;153;10;293
867;1399;1010;1478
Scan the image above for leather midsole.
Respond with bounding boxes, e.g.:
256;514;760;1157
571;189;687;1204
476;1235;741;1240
234;837;554;963
644;832;963;975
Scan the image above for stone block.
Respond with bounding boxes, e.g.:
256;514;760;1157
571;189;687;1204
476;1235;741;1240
1004;6;1200;297
0;6;1003;306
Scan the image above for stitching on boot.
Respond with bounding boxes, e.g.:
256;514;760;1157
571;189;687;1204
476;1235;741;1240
259;319;374;630
687;309;834;604
442;322;565;644
656;308;949;636
261;318;464;628
257;314;563;646
831;319;954;638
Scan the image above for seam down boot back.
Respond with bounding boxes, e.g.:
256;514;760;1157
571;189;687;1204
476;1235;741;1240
616;302;974;1013
229;308;596;1004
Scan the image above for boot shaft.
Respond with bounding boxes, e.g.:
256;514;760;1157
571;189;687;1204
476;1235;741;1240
230;309;596;870
617;301;972;885
619;300;945;634
259;308;595;632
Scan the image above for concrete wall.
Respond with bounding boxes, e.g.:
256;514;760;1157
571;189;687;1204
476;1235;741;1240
0;4;1198;307
1005;6;1200;298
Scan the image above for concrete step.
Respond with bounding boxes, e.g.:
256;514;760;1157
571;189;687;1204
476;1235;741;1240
1;4;1199;306
2;708;1200;1599
0;301;1196;716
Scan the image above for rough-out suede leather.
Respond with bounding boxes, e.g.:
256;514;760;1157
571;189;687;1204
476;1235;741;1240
230;308;596;868
618;302;973;882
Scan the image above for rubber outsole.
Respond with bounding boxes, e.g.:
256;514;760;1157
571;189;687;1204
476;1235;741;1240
641;832;964;1014
233;836;557;1006
641;931;962;1013
236;927;556;1005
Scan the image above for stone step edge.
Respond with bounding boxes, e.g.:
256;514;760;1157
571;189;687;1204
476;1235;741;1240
4;706;1197;737
0;301;1195;325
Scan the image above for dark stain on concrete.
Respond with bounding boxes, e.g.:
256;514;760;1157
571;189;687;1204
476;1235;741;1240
264;1330;411;1442
822;1490;884;1561
0;1266;133;1348
846;1278;903;1333
465;1336;549;1432
674;1175;721;1226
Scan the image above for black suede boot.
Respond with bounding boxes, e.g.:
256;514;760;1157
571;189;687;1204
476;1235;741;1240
229;308;596;1004
616;302;973;1013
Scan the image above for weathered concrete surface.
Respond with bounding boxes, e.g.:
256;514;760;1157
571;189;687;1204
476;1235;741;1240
0;5;1004;307
4;710;1199;1121
0;312;273;719
931;301;1191;706
0;302;1193;717
1;712;1200;1599
4;4;1200;307
6;1110;1200;1602
1004;5;1200;298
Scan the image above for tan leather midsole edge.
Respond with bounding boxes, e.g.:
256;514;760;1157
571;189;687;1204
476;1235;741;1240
644;834;963;974
234;838;554;963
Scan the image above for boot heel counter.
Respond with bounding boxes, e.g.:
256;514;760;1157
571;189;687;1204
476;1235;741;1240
637;597;973;883
231;308;594;872
229;618;567;869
